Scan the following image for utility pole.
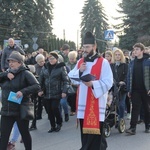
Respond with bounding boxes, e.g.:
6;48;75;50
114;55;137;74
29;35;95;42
63;29;65;41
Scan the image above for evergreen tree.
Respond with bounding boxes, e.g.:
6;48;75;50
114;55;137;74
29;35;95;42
0;0;53;51
80;0;108;51
117;0;150;49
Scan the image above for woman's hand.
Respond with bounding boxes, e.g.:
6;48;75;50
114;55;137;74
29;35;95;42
62;93;66;98
7;73;14;80
16;91;23;98
38;91;44;97
148;90;150;96
79;62;86;72
119;81;125;85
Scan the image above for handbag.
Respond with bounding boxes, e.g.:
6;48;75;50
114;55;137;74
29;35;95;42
67;85;75;96
20;101;34;120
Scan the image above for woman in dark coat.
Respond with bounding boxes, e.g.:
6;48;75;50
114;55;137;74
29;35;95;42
38;51;69;133
0;51;40;150
111;49;128;121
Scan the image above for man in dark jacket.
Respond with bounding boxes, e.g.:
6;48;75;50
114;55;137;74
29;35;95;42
1;38;25;72
126;43;150;135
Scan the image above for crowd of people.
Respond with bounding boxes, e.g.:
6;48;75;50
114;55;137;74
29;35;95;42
0;34;149;150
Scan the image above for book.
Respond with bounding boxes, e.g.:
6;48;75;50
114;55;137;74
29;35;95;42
71;74;96;82
8;91;23;104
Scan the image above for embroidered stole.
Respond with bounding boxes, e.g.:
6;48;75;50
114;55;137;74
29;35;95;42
77;57;103;134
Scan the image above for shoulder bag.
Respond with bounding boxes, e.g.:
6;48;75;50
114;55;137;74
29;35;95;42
20;101;34;120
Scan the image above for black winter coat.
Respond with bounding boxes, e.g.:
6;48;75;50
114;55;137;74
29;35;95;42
39;62;69;100
111;63;128;87
0;65;40;116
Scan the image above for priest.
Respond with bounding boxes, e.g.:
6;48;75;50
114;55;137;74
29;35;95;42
68;31;113;150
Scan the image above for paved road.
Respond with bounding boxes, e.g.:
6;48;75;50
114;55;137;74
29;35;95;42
14;112;150;150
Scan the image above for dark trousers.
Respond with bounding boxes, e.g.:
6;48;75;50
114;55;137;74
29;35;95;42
130;91;150;128
79;119;107;150
31;94;38;127
139;104;145;121
67;93;76;112
125;95;131;114
37;96;43;118
45;99;62;128
0;116;31;150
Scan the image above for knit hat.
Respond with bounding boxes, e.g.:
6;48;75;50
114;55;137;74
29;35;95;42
49;51;59;59
83;31;95;44
7;51;24;63
62;44;70;50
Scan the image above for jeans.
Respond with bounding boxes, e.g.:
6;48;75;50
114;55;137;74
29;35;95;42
60;97;68;115
10;122;20;143
118;92;126;119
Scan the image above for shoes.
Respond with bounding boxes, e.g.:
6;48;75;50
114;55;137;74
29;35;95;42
137;120;144;124
125;127;136;135
20;138;23;143
65;114;69;122
145;128;150;133
7;142;15;150
70;112;76;116
126;113;131;120
55;124;61;132
29;125;37;131
145;125;150;133
48;127;56;133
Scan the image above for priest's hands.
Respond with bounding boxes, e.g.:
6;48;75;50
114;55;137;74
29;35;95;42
79;62;86;72
83;81;93;87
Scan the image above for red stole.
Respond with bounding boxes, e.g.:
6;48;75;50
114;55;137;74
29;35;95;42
77;57;103;135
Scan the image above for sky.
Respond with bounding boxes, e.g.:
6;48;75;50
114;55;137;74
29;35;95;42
52;0;122;45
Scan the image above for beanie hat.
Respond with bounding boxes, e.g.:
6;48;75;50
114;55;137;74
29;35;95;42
83;31;95;44
62;44;70;50
49;51;59;59
7;51;24;63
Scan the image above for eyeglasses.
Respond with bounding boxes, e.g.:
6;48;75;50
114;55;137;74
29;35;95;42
38;61;45;64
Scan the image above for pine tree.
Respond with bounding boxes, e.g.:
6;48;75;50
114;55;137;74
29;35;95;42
80;0;108;51
0;0;53;51
117;0;150;49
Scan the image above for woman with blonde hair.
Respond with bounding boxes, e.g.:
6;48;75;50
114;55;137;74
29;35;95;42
111;49;126;64
105;50;113;64
110;49;128;123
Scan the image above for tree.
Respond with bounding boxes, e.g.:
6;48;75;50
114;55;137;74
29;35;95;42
80;0;108;51
48;37;76;52
117;0;150;49
0;0;53;51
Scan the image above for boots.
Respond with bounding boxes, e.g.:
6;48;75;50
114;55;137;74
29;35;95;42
125;127;136;135
145;124;150;133
29;122;37;131
65;114;69;122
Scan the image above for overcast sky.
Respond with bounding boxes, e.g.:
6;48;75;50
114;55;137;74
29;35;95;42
52;0;121;45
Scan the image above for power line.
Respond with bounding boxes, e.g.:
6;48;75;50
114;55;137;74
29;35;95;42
0;25;52;34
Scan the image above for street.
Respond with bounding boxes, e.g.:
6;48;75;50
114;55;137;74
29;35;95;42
15;111;150;150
